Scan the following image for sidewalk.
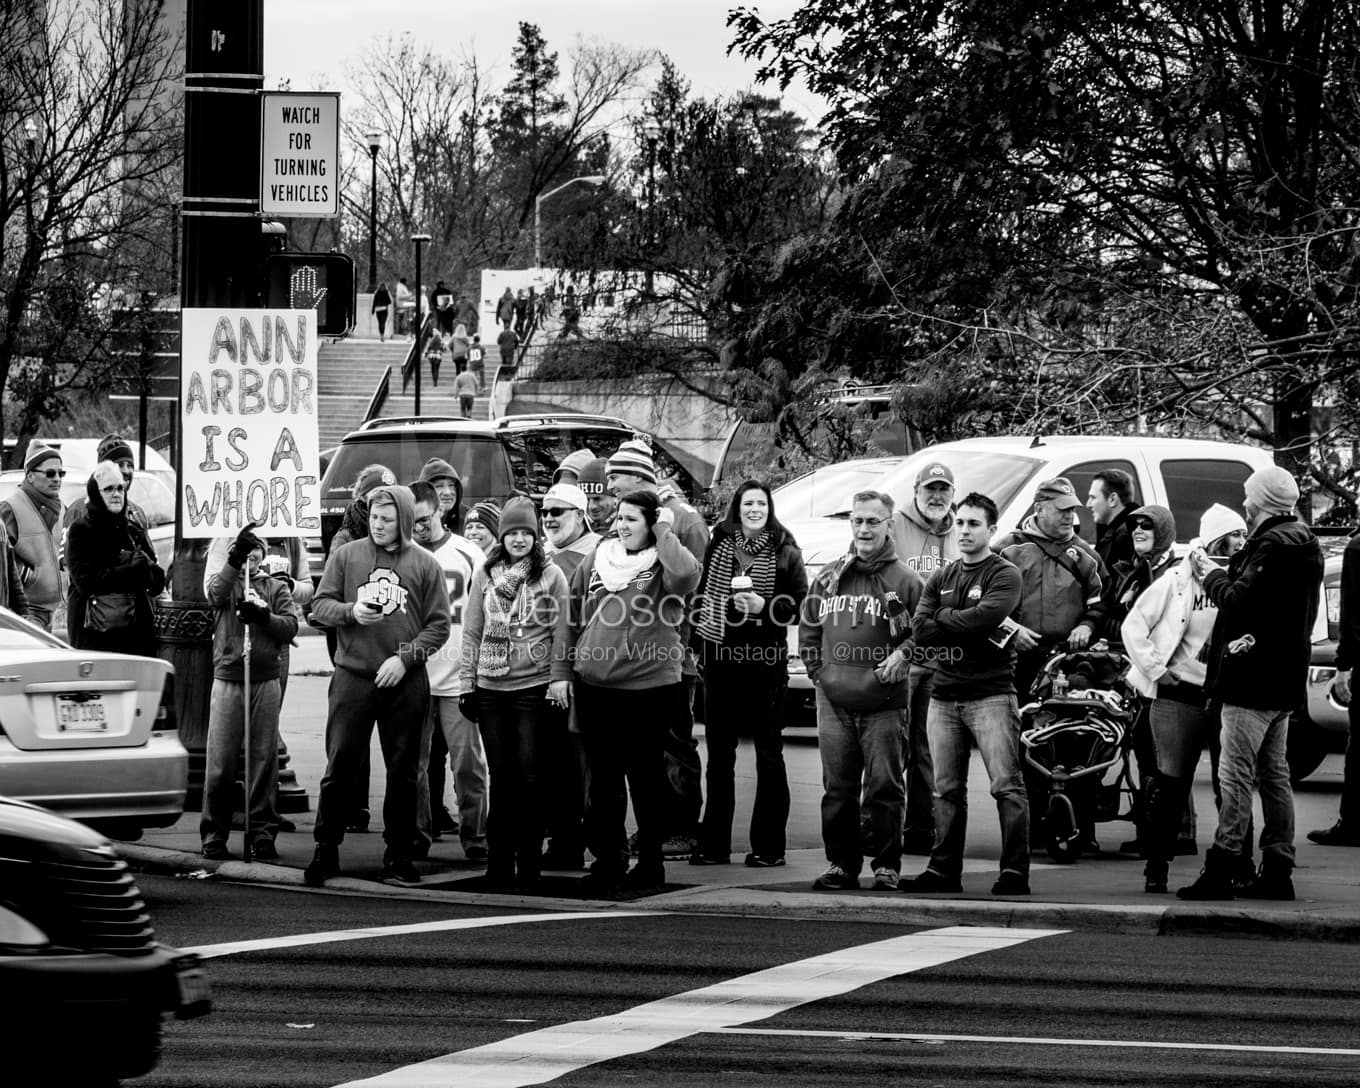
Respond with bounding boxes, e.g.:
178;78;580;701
118;635;1360;941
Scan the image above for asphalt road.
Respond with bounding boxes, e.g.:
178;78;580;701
132;875;1360;1088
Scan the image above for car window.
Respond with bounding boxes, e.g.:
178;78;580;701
774;462;907;520
320;434;512;504
1159;459;1254;541
129;477;174;526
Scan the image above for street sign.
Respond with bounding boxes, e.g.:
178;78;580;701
259;91;340;218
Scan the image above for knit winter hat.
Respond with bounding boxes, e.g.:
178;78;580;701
1199;503;1248;549
465;501;501;536
353;464;397;499
97;433;135;465
577;458;610;496
23;439;61;472
606;438;657;486
498;496;539;541
1244;465;1300;514
1129;504;1176;555
91;461;123;492
553;448;597;483
418;457;460;485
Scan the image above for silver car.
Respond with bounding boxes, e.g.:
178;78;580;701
0;608;185;838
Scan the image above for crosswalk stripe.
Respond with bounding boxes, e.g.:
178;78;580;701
332;925;1065;1088
718;1026;1360;1057
183;911;652;959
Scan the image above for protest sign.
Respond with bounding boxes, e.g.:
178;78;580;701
179;308;321;538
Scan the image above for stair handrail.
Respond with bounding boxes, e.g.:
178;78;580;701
400;313;436;394
362;366;391;425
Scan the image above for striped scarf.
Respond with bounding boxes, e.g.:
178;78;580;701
477;558;534;678
696;528;777;644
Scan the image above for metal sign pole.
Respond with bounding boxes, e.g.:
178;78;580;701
241;560;253;864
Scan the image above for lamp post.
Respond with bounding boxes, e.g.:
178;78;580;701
533;174;606;268
364;130;382;293
22;118;37;238
411;232;431;416
642;119;660;297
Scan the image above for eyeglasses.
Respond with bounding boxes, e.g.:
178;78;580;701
100;484;126;494
37;469;65;479
850;517;886;528
541;507;574;518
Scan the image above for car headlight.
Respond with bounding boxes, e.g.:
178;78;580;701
1327;585;1341;626
0;904;50;949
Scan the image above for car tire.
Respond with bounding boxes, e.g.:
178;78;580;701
1287;709;1330;784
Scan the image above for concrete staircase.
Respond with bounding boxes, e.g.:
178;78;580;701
315;336;493;449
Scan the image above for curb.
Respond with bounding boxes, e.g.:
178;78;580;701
116;842;1360;942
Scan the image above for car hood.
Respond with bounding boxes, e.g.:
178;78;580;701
0;796;110;849
784;516;855;570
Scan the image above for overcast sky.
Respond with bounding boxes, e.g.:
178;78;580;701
262;0;821;117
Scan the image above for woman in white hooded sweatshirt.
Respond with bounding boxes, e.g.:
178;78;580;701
1122;503;1248;894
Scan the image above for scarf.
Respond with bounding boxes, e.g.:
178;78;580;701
477;557;534;677
822;535;906;632
340;498;370;542
696;527;777;644
592;538;657;592
20;480;62;528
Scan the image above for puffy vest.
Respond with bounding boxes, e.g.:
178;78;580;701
10;489;63;607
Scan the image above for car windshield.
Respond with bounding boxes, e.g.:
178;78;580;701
320;434;511;502
774;461;906;520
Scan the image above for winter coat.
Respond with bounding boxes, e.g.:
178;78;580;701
1202;514;1323;711
695;520;808;658
205;559;298;684
993;517;1105;642
891;501;960;577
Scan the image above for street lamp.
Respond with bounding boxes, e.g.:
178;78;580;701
364;130;382;293
534;174;606;268
411;232;431;416
642;118;660;297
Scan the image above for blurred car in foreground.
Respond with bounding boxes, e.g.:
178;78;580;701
0;796;210;1083
0;607;185;840
1295;537;1351;781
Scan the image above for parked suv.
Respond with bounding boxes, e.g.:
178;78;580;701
307;413;702;581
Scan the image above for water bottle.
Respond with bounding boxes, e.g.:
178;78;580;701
1052;671;1070;697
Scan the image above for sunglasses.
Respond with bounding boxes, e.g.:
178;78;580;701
540;507;574;518
100;484;126;494
1130;519;1155;531
37;469;66;479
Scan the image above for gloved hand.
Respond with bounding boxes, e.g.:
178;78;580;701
227;525;263;569
458;691;479;723
236;598;270;626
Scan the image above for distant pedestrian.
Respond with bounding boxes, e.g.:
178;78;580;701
1178;467;1323;902
496;287;516;329
395;277;414;337
800;490;922;892
455;294;478;336
692;480;808;869
371;282;392;341
513;289;529;336
432;280;454;336
497;325;519;371
450;323;470;374
452;368;480;417
902;492;1028;897
558;287;583;339
469;336;485;383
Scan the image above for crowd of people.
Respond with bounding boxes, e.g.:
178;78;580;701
29;422;1320;903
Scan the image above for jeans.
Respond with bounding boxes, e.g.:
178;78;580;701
1341;699;1360;827
26;604;53;632
904;665;937;838
542;701;587;859
1214;704;1294;863
927;694;1030;879
698;649;789;860
477;685;549;879
201;677;281;846
815;687;905;876
663;677;703;840
314;665;430;859
577;680;678;877
418;695;489;851
1149;697;1217;779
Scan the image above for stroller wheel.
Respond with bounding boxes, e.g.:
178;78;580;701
1045;793;1082;864
1047;834;1084;864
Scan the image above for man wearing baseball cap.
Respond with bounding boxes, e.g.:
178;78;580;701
1;439;65;630
577;458;616;536
891;459;961;854
992;476;1106;703
541;482;598;579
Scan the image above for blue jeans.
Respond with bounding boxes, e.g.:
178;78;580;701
905;665;937;838
815;687;905;875
1214;704;1295;864
201;677;281;846
417;695;489;851
927;694;1030;879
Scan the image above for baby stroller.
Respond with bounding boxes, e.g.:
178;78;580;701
1019;648;1142;863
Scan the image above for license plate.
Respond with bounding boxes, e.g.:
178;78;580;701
173;954;212;1019
56;694;107;731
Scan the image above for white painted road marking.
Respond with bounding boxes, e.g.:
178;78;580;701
333;924;1065;1088
719;1026;1360;1058
182;911;652;959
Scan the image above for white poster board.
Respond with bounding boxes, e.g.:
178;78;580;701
259;91;340;217
179;309;321;539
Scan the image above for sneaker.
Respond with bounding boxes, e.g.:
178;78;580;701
812;864;860;891
688;851;730;866
345;811;371;834
251;839;279;861
899;870;963;893
661;836;695;859
304;844;339;887
623;864;666;891
463;844;490;864
744;853;786;868
202;841;230;861
991;871;1031;896
381;856;421;885
277;817;296;833
871;868;900;891
1307;821;1360;847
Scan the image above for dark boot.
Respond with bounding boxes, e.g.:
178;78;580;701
1142;772;1182;892
1237;856;1295;901
304;844;339;887
1143;858;1169;894
1176;844;1237;901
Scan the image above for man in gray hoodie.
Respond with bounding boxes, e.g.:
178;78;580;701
305;485;451;886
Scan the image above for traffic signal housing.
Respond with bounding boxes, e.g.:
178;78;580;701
263;252;355;336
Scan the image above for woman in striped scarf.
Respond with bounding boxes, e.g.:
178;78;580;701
460;497;570;889
691;480;808;868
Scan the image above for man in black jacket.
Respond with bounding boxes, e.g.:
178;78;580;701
1308;531;1360;846
1087;467;1140;576
1179;466;1324;901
